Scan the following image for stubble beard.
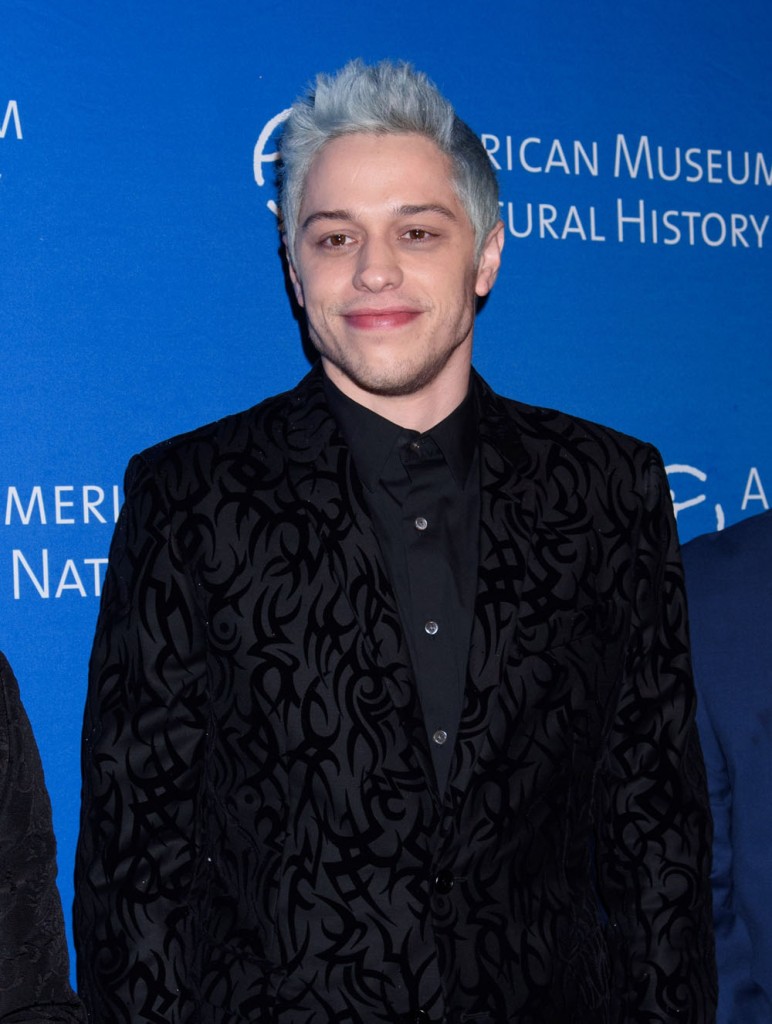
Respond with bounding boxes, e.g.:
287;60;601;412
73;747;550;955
308;315;473;399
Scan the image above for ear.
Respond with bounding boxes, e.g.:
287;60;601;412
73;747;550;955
284;235;305;307
474;220;504;298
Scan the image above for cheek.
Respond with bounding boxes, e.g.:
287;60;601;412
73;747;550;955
430;261;473;297
298;265;344;308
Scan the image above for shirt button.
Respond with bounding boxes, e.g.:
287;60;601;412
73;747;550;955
432;729;448;745
434;869;454;894
414;516;428;531
424;620;439;635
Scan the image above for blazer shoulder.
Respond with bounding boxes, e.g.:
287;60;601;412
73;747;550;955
498;392;651;456
122;369;330;498
142;374;318;463
478;376;661;495
683;508;772;565
682;509;772;605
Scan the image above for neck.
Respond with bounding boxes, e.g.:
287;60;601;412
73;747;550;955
321;361;472;433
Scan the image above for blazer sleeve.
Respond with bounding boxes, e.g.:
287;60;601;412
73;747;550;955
695;666;772;1024
74;455;208;1024
0;652;86;1024
595;449;717;1023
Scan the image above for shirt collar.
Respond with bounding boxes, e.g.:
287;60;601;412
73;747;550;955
322;371;477;491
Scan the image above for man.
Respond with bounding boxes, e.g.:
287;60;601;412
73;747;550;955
75;60;716;1023
0;652;86;1023
683;510;772;1024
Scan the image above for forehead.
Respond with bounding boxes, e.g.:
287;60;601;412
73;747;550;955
301;132;460;211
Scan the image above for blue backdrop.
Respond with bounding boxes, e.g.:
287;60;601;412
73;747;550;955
2;0;771;962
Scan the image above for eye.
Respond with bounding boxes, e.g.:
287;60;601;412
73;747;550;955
321;232;353;248
402;228;433;242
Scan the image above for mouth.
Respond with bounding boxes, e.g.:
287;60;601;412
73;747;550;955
341;309;423;331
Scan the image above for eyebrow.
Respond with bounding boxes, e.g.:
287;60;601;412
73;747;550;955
300;203;459;233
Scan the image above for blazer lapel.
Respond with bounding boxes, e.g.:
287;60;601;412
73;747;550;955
448;377;536;798
284;369;440;802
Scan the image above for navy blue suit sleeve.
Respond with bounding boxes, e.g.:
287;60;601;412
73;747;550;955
696;687;772;1023
684;512;772;1024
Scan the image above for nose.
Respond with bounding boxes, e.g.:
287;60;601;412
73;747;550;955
352;237;403;292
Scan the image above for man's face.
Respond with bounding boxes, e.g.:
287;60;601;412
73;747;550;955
288;132;503;407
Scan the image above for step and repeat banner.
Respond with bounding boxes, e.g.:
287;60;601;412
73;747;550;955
2;0;771;957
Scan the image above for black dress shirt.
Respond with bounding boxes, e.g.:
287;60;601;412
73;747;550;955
323;376;480;791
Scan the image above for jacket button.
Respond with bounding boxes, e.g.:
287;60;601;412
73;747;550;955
434;869;454;894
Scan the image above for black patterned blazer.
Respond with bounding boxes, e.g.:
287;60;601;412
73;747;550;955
74;367;716;1024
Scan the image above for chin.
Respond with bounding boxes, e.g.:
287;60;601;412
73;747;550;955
333;343;463;396
348;360;446;398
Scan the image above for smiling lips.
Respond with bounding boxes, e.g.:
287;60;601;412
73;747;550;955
342;309;423;330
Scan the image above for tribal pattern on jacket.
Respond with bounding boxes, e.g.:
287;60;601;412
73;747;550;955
75;367;716;1023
